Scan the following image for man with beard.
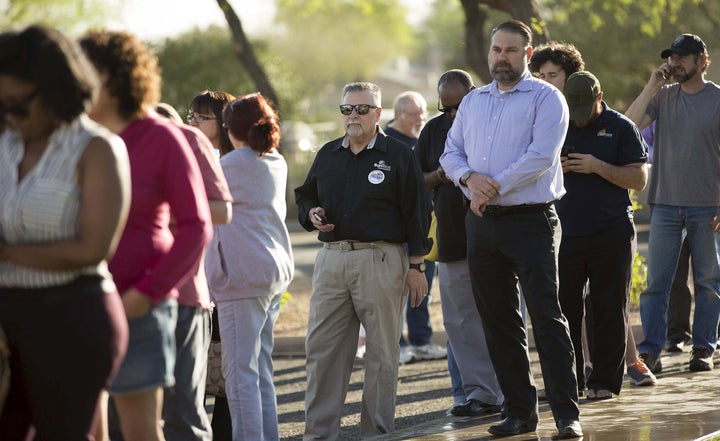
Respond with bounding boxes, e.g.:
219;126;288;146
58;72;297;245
440;20;582;439
295;82;430;440
625;34;720;373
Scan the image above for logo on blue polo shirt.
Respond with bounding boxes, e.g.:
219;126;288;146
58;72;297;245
374;160;392;171
597;129;613;138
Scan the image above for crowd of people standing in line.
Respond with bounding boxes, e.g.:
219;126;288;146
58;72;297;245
1;16;719;441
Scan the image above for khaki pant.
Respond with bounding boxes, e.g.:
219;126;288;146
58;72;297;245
304;242;406;440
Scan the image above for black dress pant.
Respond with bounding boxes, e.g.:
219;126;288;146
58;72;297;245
558;219;635;395
466;205;579;422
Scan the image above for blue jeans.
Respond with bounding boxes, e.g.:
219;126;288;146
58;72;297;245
218;293;282;441
401;260;435;347
163;306;212;441
446;342;465;405
639;204;720;357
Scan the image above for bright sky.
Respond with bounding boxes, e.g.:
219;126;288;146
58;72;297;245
117;0;430;41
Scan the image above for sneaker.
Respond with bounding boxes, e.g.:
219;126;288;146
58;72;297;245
627;359;657;386
689;347;714;372
399;346;416;365
639;353;662;374
412;343;447;361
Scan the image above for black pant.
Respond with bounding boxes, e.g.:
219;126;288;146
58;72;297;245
558;220;635;394
466;205;579;422
667;237;692;344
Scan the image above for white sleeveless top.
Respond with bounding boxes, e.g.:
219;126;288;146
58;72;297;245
0;115;121;288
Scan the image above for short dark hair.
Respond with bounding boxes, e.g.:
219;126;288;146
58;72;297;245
79;29;161;121
190;90;235;156
0;25;98;122
223;93;281;156
491;20;533;48
438;69;474;91
529;41;585;77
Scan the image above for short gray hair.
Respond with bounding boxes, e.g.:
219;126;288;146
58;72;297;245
342;82;382;107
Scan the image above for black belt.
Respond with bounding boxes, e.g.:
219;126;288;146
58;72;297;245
323;241;376;251
484;202;553;217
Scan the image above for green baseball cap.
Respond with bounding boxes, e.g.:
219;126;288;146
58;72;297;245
563;71;601;122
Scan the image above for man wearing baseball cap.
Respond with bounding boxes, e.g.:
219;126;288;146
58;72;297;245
559;71;648;400
626;33;720;373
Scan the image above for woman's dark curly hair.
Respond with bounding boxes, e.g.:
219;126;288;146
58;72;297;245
0;25;98;122
79;29;161;121
222;93;281;157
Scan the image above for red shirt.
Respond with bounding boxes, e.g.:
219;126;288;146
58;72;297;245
176;124;232;309
109;114;212;304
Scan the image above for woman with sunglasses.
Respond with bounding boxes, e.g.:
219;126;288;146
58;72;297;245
0;25;130;440
80;30;213;441
204;93;294;441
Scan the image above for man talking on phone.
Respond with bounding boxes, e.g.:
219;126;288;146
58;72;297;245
295;82;430;440
625;33;720;373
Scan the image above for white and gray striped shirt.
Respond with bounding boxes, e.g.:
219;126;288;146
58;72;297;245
0;115;120;288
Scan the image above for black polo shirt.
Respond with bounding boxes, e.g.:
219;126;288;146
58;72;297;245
295;129;431;256
557;102;648;236
414;113;469;262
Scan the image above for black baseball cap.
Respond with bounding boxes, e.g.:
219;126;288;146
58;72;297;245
660;34;707;59
563;71;601;122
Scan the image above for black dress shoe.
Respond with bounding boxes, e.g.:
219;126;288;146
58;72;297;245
450;399;502;417
488;415;538;436
553;419;583;440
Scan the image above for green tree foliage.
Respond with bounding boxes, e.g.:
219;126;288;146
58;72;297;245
543;0;720;111
1;0;111;34
274;0;416;88
154;25;303;120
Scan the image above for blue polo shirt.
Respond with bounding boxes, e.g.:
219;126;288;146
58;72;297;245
556;102;648;236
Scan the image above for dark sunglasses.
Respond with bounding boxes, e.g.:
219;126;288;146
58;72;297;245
438;102;460;114
339;104;378;115
0;89;39;120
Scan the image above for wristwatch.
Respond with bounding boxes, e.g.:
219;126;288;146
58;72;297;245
459;170;473;186
409;262;427;273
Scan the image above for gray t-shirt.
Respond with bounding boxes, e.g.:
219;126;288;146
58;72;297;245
646;82;720;206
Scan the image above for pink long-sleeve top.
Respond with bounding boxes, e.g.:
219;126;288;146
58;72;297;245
109;114;212;304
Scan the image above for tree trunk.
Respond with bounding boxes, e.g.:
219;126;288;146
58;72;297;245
460;0;550;84
216;0;280;108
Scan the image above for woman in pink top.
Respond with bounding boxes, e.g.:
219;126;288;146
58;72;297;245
80;30;212;441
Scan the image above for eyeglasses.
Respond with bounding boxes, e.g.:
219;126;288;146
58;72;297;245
339;104;378;115
187;112;216;123
0;89;38;120
438;102;460;114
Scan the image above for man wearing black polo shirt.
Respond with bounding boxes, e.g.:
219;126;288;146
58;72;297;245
559;71;648;400
295;81;430;440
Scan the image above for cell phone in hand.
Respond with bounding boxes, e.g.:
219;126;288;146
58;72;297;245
313;212;328;225
561;145;576;157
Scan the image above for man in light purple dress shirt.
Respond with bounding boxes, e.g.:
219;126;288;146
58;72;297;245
440;19;582;440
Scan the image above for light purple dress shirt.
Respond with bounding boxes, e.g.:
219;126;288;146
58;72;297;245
440;70;569;206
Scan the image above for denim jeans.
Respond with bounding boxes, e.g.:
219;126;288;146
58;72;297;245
446;342;466;405
639;204;720;357
163;306;212;441
218;293;282;441
401;260;436;347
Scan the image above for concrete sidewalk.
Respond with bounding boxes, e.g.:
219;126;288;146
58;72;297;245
273;329;720;441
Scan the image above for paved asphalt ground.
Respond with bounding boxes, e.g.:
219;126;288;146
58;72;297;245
208;220;720;440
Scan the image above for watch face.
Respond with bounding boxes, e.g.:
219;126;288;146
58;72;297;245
419;263;427;272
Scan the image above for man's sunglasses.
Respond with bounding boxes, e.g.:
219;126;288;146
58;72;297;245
339;104;378;115
0;89;38;120
438;102;460;114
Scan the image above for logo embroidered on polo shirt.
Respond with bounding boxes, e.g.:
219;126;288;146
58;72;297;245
368;170;385;184
596;129;613;138
374;160;392;172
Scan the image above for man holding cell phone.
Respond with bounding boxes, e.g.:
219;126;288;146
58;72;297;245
625;33;720;373
295;82;431;440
